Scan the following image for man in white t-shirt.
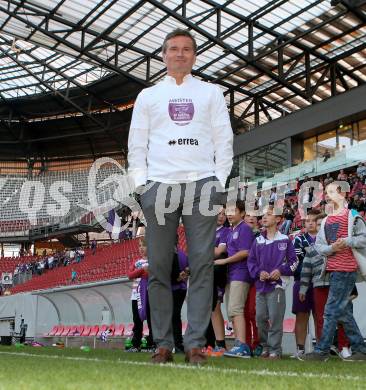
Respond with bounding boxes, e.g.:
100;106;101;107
47;255;54;269
128;29;233;365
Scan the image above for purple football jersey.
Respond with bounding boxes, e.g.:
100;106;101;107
248;231;298;293
215;226;230;247
223;221;255;283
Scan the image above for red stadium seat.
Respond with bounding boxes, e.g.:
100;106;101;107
97;324;108;336
143;324;149;336
76;325;85;335
61;326;72;336
283;318;296;333
181;321;188;335
54;325;64;336
89;325;99;336
68;325;78;336
107;324;115;336
48;325;59;336
177;225;187;253
81;325;92;336
224;320;234;337
124;323;134;337
114;324;124;336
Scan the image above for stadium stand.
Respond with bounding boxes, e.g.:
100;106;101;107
1;161;364;296
0;164;121;231
0;256;37;269
9;240;140;294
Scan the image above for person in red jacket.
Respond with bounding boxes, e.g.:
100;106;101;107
127;238;154;352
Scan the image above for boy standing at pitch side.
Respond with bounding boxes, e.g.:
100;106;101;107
248;206;298;359
215;200;255;358
291;209;320;357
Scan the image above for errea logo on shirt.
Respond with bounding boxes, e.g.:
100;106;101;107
168;138;199;146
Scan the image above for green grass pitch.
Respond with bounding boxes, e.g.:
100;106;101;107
0;346;365;390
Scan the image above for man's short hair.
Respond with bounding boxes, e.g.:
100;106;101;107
162;28;197;54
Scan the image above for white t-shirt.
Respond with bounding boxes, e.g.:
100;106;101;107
128;74;233;188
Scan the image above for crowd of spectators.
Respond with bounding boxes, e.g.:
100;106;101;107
11;248;85;286
248;162;366;235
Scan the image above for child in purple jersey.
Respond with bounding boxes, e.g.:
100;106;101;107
127;237;154;352
208;207;230;357
215;200;255;358
248;206;298;359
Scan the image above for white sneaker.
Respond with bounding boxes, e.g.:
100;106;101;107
340;347;352;359
290;349;305;359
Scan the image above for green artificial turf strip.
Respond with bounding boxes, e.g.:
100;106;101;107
0;346;365;390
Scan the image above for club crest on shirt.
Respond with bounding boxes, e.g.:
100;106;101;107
278;242;287;251
168;98;194;126
233;231;239;240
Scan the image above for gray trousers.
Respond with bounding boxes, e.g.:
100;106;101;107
256;288;286;355
141;176;222;351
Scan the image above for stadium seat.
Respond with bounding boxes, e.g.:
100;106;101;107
177;225;187;253
124;323;134;337
107;324;115;336
89;325;99;336
97;324;108;336
68;325;78;336
76;325;84;335
61;326;72;336
283;318;296;333
54;325;64;336
114;324;124;336
48;325;59;336
224;320;234;337
143;324;149;337
81;325;92;336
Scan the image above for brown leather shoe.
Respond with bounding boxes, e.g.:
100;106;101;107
151;347;173;364
185;348;207;365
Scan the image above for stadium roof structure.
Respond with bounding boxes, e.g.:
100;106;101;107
0;0;365;160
